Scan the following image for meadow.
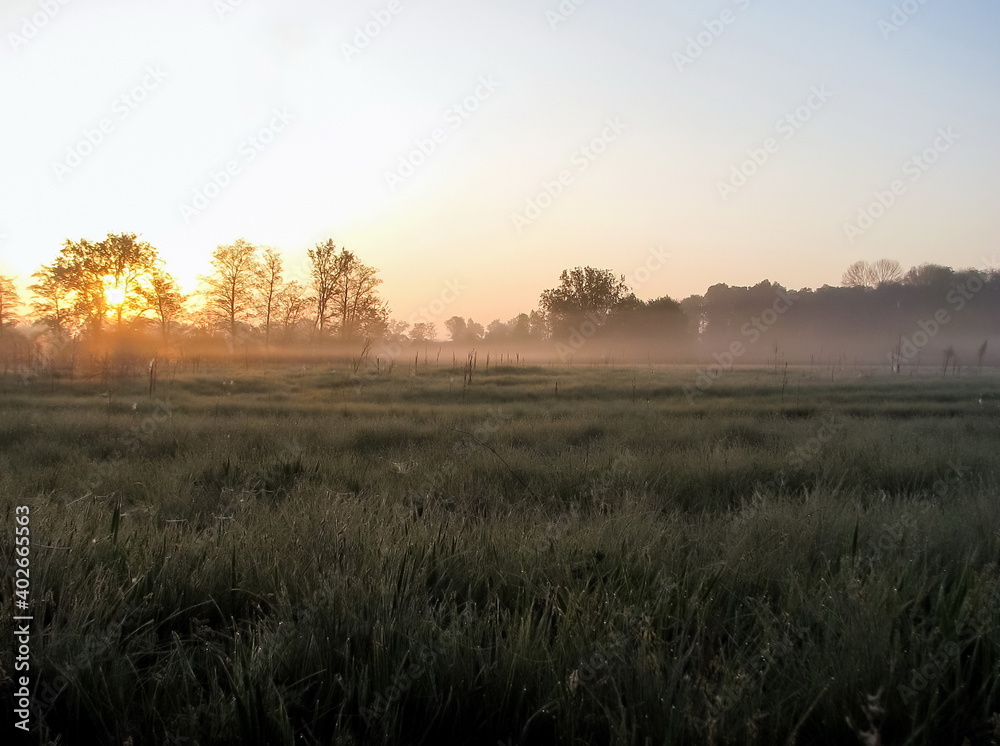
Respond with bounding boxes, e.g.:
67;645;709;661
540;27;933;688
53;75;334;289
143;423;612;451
1;359;998;745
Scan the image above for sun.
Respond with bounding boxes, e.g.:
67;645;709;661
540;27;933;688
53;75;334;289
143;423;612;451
103;276;126;306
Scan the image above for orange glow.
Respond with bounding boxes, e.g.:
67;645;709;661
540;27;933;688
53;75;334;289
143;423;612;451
103;276;126;307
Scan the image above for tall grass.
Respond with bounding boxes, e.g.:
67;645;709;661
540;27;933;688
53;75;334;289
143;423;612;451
1;364;998;745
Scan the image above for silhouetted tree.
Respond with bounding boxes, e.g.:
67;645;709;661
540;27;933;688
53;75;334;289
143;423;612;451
0;275;19;351
869;259;903;287
539;266;628;338
308;240;341;336
257;247;284;347
842;259;902;288
903;263;954;288
445;316;466;342
30;233;164;336
410;322;436;341
144;268;186;341
331;249;388;340
198;239;261;342
607;295;688;339
29;267;74;339
444;316;483;343
276;280;307;343
305;242;388;340
485;318;508;342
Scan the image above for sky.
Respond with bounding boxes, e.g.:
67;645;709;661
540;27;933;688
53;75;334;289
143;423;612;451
1;0;998;328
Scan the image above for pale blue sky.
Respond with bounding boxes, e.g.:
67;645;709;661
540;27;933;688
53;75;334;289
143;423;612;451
1;0;997;323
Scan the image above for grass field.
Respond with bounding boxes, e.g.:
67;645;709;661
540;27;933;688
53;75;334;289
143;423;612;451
2;361;999;745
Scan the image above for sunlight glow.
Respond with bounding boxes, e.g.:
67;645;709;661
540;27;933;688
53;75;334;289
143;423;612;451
103;276;126;307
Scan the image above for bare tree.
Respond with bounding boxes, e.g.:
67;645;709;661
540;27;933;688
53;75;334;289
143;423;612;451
307;240;341;336
144;268;186;341
841;260;872;288
276;280;307;343
308;241;388;340
869;259;902;287
198;239;261;342
332;249;388;339
29;266;74;339
257;247;283;348
842;259;902;288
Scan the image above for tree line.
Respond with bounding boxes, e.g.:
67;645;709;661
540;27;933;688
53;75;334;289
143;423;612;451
0;239;997;368
3;234;389;348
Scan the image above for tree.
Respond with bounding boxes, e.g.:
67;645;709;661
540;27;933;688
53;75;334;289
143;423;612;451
331;249;388;340
606;294;689;340
527;310;547;340
275;280;307;343
306;241;388;341
445;316;467;342
410;322;436;342
869;259;902;286
841;261;870;288
445;316;483;344
257;247;284;347
466;319;484;342
507;313;530;340
539;266;629;338
0;275;20;351
485;319;508;342
679;295;707;336
388;319;410;338
841;259;902;288
307;240;341;336
31;233;162;335
198;239;261;342
29;266;74;339
144;268;186;341
903;263;955;288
